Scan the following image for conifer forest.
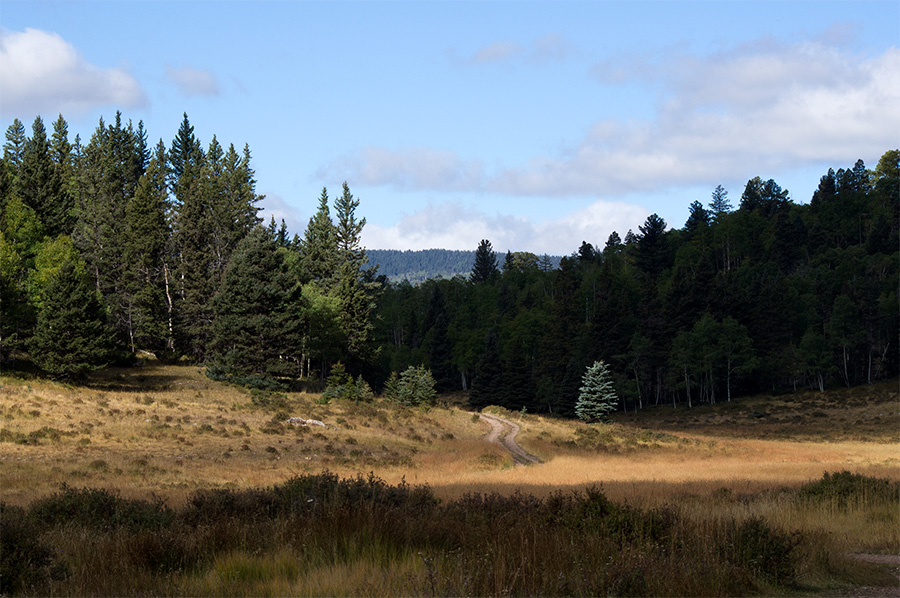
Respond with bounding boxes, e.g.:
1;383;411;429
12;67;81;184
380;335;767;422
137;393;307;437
2;112;897;416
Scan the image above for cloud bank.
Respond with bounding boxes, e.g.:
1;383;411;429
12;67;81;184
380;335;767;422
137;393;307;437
362;199;649;255
0;28;146;118
324;38;899;201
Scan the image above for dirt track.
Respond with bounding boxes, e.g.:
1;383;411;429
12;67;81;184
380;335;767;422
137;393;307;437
478;412;541;465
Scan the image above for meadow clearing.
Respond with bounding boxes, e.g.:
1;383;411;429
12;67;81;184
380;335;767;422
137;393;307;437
1;362;897;596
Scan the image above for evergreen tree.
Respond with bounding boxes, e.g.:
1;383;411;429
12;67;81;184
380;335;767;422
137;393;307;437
28;257;115;378
0;230;27;361
469;330;503;409
16;116;66;236
298;188;339;287
471;239;498;283
333;183;380;368
575;360;617;422
709;184;731;218
121;141;171;354
208;226;304;380
3;118;26;175
49;114;76;234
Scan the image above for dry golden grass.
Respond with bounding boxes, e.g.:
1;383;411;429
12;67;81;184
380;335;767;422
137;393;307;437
2;362;897;512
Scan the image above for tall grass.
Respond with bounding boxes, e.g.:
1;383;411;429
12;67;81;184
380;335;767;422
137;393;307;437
3;470;896;596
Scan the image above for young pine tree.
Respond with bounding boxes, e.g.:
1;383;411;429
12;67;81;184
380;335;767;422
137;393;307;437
575;360;618;422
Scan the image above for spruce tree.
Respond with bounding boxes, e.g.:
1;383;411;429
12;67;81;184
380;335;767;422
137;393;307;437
28;257;115;378
333;183;380;367
208;226;304;380
469;330;503;409
121;141;171;354
471;239;498;283
3;118;26;175
575;360;617;422
50;114;76;234
17;116;65;236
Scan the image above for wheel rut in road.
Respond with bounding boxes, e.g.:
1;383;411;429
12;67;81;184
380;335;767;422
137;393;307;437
478;412;541;465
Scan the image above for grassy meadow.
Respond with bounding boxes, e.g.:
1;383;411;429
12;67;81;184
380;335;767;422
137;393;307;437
1;362;898;596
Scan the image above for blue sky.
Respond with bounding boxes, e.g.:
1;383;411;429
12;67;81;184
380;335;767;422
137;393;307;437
2;1;898;255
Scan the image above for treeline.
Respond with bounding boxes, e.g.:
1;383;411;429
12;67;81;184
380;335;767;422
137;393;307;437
367;249;563;283
2;110;897;414
0;113;379;383
368;249;475;283
375;154;899;414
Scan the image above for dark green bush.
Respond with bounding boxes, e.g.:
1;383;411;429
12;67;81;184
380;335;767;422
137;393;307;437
797;471;900;508
29;485;174;531
0;504;66;595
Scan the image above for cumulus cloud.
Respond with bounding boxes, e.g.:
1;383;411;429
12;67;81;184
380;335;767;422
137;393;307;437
0;28;146;117
362;199;649;255
165;64;220;97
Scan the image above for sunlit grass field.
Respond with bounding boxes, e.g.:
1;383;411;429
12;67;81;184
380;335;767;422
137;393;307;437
1;362;897;596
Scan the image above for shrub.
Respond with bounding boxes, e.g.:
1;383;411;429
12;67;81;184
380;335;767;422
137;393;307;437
386;366;437;406
0;504;66;595
797;471;900;508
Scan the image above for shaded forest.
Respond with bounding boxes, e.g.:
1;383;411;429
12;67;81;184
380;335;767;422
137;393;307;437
1;112;897;415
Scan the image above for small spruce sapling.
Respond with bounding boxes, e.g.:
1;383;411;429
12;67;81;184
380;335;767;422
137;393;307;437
575;360;618;422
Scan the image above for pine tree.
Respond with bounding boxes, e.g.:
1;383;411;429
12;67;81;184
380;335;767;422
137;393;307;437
28;257;115;378
49;114;76;234
298;188;339;288
333;183;380;367
208;226;304;380
3;119;26;175
469;330;503;409
16;116;65;236
575;360;617;422
471;239;498;283
121;141;171;354
709;184;731;218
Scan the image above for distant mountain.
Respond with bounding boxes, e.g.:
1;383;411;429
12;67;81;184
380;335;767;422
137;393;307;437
368;249;475;283
367;249;563;283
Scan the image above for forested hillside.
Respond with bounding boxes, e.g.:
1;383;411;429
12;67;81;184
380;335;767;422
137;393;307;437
367;249;562;283
367;249;474;283
374;160;900;414
1;111;897;416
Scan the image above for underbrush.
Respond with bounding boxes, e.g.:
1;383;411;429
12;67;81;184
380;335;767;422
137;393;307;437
3;471;894;597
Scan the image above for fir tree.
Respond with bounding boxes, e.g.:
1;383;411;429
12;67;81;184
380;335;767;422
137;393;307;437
471;239;498;283
469;330;503;409
709;184;731;218
575;360;617;422
3;118;26;175
17;116;66;236
121;141;171;353
208;226;304;380
298;188;339;287
28;257;115;378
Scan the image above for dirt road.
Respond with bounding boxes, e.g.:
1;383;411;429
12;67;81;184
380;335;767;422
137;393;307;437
478;412;541;465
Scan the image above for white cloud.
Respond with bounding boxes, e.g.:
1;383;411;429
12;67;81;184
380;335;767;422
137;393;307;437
165;64;220;97
361;199;649;256
0;28;146;118
317;147;486;191
460;34;573;66
258;193;306;238
331;38;899;201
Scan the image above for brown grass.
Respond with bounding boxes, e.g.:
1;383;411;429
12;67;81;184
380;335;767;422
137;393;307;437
2;364;898;596
2;363;898;509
